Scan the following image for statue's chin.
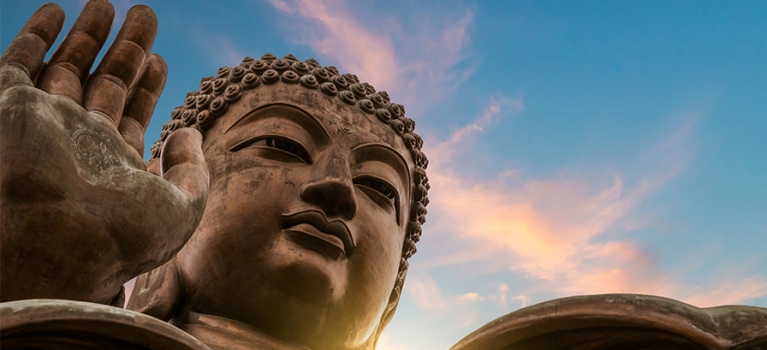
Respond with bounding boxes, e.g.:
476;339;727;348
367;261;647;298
265;234;347;305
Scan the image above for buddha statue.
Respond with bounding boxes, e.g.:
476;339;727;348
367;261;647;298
122;52;429;349
1;2;427;349
1;2;765;350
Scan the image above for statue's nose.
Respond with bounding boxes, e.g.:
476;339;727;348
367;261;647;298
299;150;358;220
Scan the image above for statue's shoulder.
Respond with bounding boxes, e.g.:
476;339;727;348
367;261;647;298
0;299;210;349
451;294;767;350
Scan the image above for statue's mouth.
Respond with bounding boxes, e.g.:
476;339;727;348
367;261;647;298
281;210;355;260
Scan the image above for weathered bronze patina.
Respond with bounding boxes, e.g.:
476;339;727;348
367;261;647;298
124;56;429;349
0;1;765;350
1;1;428;349
0;1;209;306
451;294;767;350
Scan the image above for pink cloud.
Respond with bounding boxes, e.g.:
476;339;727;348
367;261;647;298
407;278;447;311
253;0;763;331
428;94;523;167
269;0;399;90
267;0;294;14
265;0;474;113
420;96;700;302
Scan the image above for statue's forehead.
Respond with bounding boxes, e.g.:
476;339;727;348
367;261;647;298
213;84;404;152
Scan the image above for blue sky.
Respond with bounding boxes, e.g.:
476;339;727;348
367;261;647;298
2;1;766;349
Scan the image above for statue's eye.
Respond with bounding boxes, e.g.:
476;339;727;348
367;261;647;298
355;177;398;213
231;136;311;163
266;138;301;155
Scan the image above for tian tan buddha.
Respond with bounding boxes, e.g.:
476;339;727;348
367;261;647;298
1;2;766;350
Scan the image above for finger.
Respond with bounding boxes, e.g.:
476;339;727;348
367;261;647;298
37;0;114;103
118;54;167;157
83;5;158;127
160;128;209;206
0;4;64;88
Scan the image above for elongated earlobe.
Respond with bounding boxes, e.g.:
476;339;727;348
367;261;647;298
371;260;408;348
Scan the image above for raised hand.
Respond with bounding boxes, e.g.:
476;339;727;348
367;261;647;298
0;1;209;305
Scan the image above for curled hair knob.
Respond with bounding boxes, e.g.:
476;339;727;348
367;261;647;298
369;93;386;108
349;83;367;98
319;82;338;96
261;52;277;62
281;70;300;84
224;84;243;103
196;110;214;129
229;66;246;83
312;67;331;83
325;65;339;75
216;66;231;78
300;74;319;89
195;94;213;110
339;90;356;105
291;62;311;75
262;69;280;84
389;118;405;134
331;75;348;89
358;99;375;114
242;73;261;89
375;108;392;122
182;110;198;127
199;80;213;94
209;96;229;117
170;107;184;120
270;59;290;73
250;60;269;74
212;78;228;95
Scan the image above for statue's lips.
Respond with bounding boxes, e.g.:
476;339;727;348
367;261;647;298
285;223;345;257
281;211;355;260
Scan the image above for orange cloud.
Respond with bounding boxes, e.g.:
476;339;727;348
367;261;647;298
413;96;766;314
420;96;698;301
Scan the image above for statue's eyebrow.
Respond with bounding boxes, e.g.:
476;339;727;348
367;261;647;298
224;103;331;145
351;143;411;195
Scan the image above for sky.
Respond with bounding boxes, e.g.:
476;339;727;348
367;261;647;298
2;1;766;349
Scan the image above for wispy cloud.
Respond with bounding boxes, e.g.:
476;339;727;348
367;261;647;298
242;0;763;339
414;96;722;313
407;277;446;311
685;276;767;307
412;93;767;322
267;0;399;91
428;94;523;167
405;277;489;330
265;0;473;114
188;29;246;68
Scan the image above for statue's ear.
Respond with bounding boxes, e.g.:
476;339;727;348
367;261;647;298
126;257;182;321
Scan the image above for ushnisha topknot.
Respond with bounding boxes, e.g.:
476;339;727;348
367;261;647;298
151;53;429;298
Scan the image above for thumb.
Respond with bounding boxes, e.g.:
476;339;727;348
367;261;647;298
145;158;161;176
160;127;209;212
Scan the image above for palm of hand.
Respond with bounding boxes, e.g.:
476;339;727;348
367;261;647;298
0;2;208;304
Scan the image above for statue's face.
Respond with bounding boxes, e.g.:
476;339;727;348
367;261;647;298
175;84;412;349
